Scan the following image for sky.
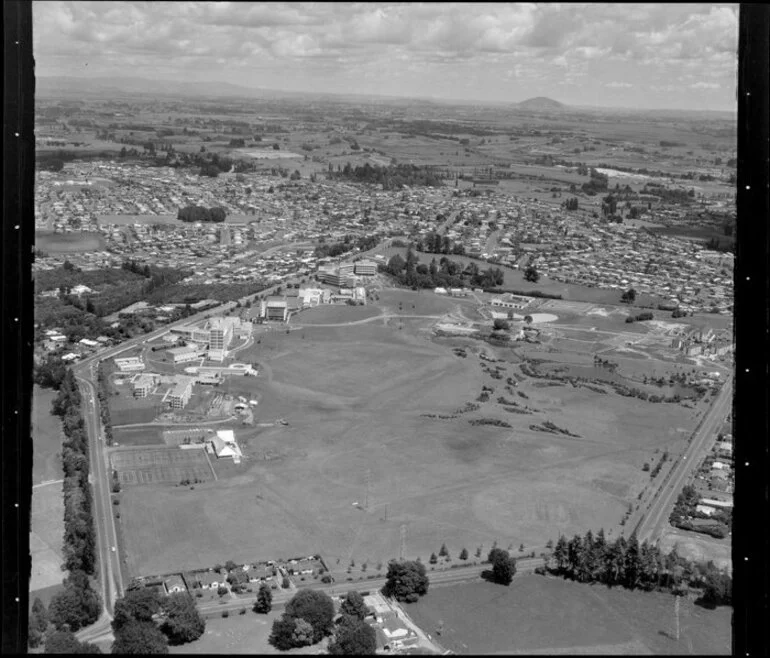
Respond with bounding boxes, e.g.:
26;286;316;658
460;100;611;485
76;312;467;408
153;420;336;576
33;2;739;111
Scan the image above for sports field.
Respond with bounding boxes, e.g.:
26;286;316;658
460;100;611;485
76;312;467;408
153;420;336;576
408;576;730;655
111;447;215;486
118;293;708;579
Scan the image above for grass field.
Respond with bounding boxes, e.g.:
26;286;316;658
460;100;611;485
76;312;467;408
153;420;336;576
32;386;64;484
291;304;382;325
30;483;65;593
409;576;731;655
113;426;165;446
111;447;215;486
35;231;106;253
118;295;706;579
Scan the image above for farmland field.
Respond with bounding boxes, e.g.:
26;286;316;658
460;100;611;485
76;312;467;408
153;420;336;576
30;483;65;593
409;576;731;655
32;386;64;484
30;387;66;595
118;298;708;579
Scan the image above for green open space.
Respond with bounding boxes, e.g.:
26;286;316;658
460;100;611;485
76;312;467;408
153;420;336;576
409;576;730;655
118;297;705;580
32;386;64;484
35;231;106;253
291;304;382;325
30;483;65;593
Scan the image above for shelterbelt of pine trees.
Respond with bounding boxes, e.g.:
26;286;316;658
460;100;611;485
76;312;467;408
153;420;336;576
48;368;102;631
96;362;113;444
544;529;731;607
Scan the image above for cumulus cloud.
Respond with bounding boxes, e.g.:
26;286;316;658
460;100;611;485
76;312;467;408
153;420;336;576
32;1;738;110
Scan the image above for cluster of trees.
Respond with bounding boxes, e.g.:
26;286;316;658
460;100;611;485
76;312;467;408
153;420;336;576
327;162;444;190
34;353;68;389
382;249;504;291
111;587;206;653
329;592;376;655
314;234;380;259
580;169;609;196
269;589;336;650
546;528;731;606
177;205;228;223
381;560;429;603
414;232;466;255
564;197;579;211
626;311;654;323
524;265;540;283
620;288;637;304
96;362;113;444
641;183;695;204
30;596;100;654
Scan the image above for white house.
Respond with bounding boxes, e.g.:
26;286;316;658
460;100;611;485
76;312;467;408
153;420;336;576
210;429;243;461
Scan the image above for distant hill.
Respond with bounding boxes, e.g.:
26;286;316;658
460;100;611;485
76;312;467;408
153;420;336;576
516;97;566;111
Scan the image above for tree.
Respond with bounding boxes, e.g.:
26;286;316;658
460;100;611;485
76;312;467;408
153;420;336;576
254;583;273;614
160;593;205;645
329;618;377;655
701;569;732;607
44;629;100;654
49;573;101;632
459;548;469;560
284;589;335;643
290;618;315;647
269;615;300;651
111;620;169;654
429;552;438;565
493;319;510;331
621;288;637;304
553;535;568;572
339;591;367;621
381;560;429;603
488;549;517;585
112;588;162;630
523;265;540;283
31;596;49;634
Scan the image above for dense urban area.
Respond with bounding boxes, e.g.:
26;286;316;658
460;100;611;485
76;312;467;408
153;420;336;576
30;80;735;656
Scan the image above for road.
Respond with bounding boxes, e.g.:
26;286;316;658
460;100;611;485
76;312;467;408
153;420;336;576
77;557;544;645
633;373;733;544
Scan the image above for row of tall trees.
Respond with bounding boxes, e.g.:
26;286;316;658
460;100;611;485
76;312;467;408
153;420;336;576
177;205;227;223
96;363;113;444
546;529;732;606
327;162;444;190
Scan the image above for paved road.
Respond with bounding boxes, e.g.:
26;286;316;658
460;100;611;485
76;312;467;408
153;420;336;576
634;373;733;544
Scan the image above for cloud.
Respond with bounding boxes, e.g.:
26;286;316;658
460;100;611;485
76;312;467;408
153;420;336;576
32;2;739;110
691;81;721;90
605;81;633;89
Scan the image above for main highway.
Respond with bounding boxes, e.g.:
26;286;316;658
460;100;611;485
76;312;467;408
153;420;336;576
633;372;734;544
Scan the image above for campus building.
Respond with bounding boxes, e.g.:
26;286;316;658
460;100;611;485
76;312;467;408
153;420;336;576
131;373;160;398
261;296;289;322
166;377;194;409
166;345;202;364
354;260;378;276
490;293;532;310
114;356;145;372
298;287;331;308
318;263;356;288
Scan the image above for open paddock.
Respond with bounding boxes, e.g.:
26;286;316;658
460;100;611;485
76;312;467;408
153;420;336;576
30;482;65;592
409;576;730;655
111;447;215;486
32;387;64;484
110;403;159;426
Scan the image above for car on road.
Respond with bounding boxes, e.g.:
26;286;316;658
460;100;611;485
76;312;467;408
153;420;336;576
111;546;116;552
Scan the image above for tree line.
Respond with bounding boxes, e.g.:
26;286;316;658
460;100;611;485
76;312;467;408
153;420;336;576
545;529;731;607
177;205;228;223
38;369;103;642
96;362;114;445
327;162;444;190
314;233;380;259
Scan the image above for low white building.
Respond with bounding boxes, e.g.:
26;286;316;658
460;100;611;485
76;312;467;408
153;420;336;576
210;429;243;461
114;356;145;372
